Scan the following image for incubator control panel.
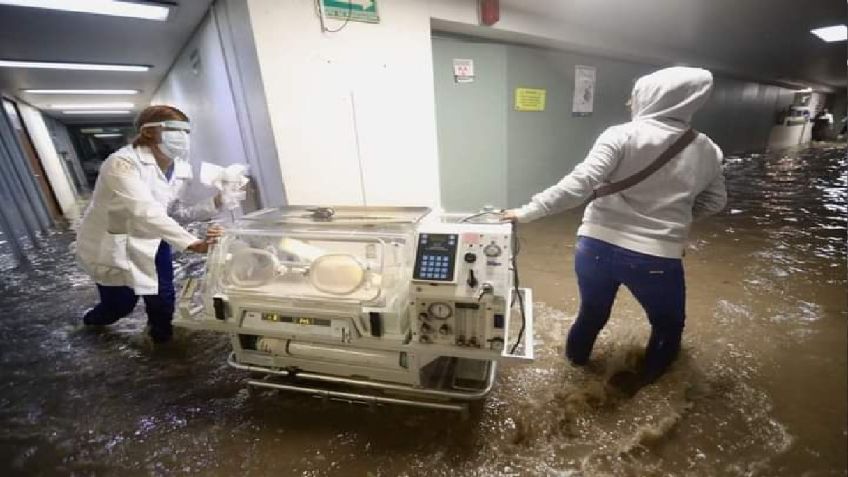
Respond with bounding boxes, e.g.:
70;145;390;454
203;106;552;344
409;222;513;355
412;233;458;282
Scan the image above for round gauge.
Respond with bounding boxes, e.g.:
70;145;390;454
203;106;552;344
427;302;452;320
483;243;502;258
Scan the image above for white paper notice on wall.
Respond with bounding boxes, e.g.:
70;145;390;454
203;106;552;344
572;65;596;116
453;58;475;83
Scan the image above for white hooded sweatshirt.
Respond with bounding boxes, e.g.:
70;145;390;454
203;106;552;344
515;66;727;258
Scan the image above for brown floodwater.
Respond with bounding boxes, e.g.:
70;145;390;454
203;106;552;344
0;143;845;476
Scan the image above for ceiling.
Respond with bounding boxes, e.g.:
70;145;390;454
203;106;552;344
506;0;847;90
451;0;848;92
0;0;843;129
0;0;213;124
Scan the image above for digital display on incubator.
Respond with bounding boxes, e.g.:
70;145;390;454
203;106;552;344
413;233;458;282
261;312;331;327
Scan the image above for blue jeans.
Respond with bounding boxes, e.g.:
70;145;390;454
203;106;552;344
83;241;175;343
567;236;685;380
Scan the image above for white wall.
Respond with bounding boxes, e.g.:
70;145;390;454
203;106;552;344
153;11;247;204
213;0;286;207
16;103;79;218
245;0;441;207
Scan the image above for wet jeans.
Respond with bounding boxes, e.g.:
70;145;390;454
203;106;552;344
83;241;175;343
567;236;686;380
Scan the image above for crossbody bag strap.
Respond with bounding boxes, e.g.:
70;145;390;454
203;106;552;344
586;128;698;204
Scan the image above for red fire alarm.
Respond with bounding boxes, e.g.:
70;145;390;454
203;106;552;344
480;0;499;26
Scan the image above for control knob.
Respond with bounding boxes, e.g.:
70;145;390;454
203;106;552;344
483;243;502;258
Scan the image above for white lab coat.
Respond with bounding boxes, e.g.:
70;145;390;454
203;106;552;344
76;145;219;295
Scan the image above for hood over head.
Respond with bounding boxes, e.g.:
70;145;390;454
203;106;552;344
630;67;713;123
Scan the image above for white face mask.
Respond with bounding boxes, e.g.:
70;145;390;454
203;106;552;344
158;130;189;161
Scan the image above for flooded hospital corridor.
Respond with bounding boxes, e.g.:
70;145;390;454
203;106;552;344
0;143;845;476
0;1;846;476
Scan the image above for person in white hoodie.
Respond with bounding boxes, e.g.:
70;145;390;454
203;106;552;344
504;66;727;382
76;105;223;344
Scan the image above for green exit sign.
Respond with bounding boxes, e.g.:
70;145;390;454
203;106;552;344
322;0;379;24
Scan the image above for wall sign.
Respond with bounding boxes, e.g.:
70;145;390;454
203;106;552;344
572;65;596;116
322;0;379;24
515;88;547;112
453;58;474;83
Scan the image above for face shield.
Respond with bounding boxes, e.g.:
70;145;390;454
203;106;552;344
140;120;191;161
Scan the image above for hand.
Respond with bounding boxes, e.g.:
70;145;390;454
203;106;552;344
205;224;225;244
187;240;209;254
501;209;519;223
188;225;225;254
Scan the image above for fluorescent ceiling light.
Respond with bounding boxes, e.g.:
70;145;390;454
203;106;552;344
0;0;170;21
93;133;123;138
0;60;149;72
62;110;131;115
50;102;134;109
23;89;139;95
811;25;847;42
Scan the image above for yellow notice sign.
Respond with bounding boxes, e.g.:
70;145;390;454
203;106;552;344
515;88;547;112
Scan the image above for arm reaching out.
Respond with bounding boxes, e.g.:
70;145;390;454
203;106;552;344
513;128;626;223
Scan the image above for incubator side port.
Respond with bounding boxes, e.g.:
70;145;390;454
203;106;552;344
369;312;382;337
493;313;505;329
213;296;228;320
239;334;260;350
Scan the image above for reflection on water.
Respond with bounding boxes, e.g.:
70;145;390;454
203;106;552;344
0;144;845;476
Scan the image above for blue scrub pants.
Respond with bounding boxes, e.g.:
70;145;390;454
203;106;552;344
83;241;175;343
567;236;686;381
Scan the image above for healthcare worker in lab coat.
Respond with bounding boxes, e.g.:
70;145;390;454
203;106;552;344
76;105;224;343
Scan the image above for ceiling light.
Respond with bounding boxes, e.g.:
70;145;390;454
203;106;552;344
0;60;149;72
811;25;847;42
62;110;131;115
0;0;170;21
50;102;134;109
23;89;140;95
82;127;121;133
93;133;123;138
